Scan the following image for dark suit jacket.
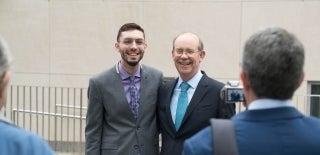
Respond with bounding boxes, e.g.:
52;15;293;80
183;107;320;155
85;64;163;155
157;71;235;155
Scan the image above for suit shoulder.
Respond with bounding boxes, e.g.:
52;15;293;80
0;122;52;147
90;67;115;82
142;65;162;75
158;78;176;94
162;77;176;86
202;75;224;89
304;116;320;126
183;126;213;154
141;65;163;83
0;132;54;154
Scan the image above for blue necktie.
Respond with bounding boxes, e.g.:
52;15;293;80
175;82;190;131
129;76;139;119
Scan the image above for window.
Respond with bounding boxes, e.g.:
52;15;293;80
308;82;320;118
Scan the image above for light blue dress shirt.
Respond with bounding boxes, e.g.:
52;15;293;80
248;99;294;110
170;70;203;123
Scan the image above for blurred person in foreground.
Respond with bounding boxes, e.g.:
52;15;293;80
0;37;55;155
157;32;235;155
182;27;320;155
85;23;163;155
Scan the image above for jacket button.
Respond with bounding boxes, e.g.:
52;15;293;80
134;145;139;149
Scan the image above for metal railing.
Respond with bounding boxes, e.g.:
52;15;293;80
3;85;87;154
2;85;320;155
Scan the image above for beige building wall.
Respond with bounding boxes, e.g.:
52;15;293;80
1;0;319;153
0;0;319;98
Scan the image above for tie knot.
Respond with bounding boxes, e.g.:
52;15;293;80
129;76;135;84
180;82;190;92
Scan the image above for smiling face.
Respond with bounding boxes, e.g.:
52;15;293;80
172;33;205;81
115;30;147;68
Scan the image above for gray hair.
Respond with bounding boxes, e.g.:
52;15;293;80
0;37;13;82
242;27;304;99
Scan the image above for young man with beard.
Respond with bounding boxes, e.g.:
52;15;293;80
85;23;163;155
157;32;235;155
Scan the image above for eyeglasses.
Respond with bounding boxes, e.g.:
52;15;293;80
119;38;145;46
174;49;201;56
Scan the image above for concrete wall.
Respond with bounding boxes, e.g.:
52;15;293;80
1;1;319;153
0;0;319;95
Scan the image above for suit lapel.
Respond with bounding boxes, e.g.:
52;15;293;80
111;65;128;104
138;67;149;121
165;79;179;133
112;65;137;121
181;75;209;128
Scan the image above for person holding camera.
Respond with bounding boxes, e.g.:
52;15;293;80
157;32;235;155
0;37;55;155
182;27;320;155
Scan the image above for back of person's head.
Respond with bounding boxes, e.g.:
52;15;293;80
0;37;12;83
242;27;304;99
116;23;145;42
0;37;12;108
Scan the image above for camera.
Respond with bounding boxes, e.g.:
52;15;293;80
220;81;244;103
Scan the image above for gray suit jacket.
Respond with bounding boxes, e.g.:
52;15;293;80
85;64;163;155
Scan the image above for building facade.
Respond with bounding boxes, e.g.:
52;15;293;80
0;0;320;153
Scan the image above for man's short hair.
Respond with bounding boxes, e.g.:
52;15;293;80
116;23;145;42
242;27;304;99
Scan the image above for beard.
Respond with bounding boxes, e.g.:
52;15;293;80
126;59;140;66
120;49;144;67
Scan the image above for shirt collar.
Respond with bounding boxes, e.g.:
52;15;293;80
118;61;141;80
177;70;203;89
248;99;294;110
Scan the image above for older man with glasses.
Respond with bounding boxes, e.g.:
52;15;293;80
157;32;235;155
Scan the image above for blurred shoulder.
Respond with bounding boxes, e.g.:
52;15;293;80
0;121;54;154
183;126;213;155
91;66;115;80
304;116;320;126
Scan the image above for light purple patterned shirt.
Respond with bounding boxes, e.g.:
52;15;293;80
118;63;141;104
